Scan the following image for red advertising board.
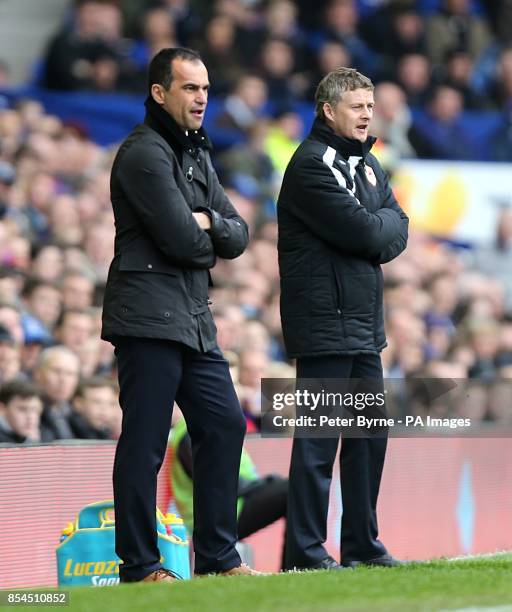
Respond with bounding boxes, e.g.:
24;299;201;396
0;437;511;587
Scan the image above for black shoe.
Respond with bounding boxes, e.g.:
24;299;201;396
309;555;347;571
342;553;407;568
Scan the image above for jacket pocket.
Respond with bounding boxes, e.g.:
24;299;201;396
330;262;344;314
330;262;347;336
118;300;172;325
119;251;179;275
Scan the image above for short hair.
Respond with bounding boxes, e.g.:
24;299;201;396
75;0;120;8
0;266;23;280
74;376;118;399
34;345;80;373
61;269;95;286
0;379;43;405
315;67;374;120
0;301;21;314
147;47;203;95
56;307;93;329
22;277;60;299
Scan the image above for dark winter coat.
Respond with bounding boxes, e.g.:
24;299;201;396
68;411;111;440
0;426;26;444
101;97;248;351
277;118;409;358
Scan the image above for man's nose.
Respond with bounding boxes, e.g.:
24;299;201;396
196;90;208;105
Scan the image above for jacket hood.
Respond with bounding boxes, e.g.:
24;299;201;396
144;95;213;153
309;117;376;158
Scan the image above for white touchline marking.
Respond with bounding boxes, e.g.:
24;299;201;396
437;606;512;612
447;551;512;562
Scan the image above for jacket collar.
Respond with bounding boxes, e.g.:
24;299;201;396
0;414;26;443
309;117;376;159
143;96;213;153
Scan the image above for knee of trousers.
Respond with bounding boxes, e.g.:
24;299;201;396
225;408;247;440
196;406;246;444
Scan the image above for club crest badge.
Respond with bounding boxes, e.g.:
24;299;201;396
365;164;377;186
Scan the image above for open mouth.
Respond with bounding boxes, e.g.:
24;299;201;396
191;109;204;118
356;125;368;133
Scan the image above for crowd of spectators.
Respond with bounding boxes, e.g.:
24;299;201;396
12;0;511;161
1;0;512;444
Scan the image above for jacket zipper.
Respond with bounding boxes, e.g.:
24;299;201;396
331;262;347;336
373;265;381;345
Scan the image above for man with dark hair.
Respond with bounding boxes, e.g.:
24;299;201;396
0;379;44;443
102;47;254;583
55;308;94;355
60;271;95;310
43;0;138;92
145;47;202;94
22;278;62;332
70;376;118;439
278;67;409;570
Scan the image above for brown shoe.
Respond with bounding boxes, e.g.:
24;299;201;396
140;568;179;583
195;563;269;578
221;563;268;576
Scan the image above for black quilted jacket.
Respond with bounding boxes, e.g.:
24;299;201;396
277;118;409;358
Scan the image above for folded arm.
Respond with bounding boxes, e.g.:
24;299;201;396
283;154;404;258
195;152;249;260
372;174;409;264
118;142;215;269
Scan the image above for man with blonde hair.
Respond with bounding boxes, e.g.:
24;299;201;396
278;68;409;570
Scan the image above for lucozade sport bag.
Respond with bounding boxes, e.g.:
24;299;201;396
56;500;190;586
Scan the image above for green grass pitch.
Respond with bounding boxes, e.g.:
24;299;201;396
10;555;512;612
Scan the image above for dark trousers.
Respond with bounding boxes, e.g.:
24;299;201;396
285;354;388;569
237;475;288;570
113;337;245;581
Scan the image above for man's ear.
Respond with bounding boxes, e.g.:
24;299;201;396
73;396;83;413
323;102;335;123
151;84;165;105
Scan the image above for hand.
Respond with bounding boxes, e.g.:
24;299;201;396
192;212;212;230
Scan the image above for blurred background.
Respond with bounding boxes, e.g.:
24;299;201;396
0;0;512;585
